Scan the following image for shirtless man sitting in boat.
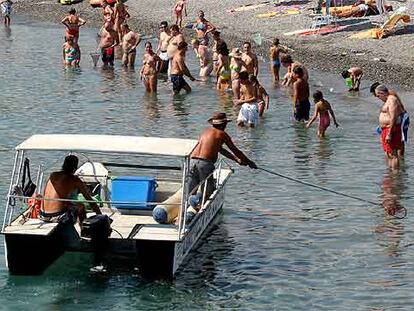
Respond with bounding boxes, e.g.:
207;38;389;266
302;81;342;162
187;112;257;220
61;8;86;44
41;155;101;224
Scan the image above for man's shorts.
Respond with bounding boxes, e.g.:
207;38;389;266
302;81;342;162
171;74;189;93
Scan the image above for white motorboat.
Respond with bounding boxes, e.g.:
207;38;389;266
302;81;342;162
1;134;233;277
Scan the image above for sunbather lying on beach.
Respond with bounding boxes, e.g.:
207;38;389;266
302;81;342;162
330;0;392;18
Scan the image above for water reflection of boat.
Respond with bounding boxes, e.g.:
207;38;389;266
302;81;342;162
1;134;233;278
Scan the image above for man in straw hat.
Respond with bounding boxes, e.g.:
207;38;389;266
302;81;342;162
187;112;257;220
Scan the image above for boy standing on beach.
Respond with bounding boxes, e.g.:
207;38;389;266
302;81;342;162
1;0;13;27
292;66;310;122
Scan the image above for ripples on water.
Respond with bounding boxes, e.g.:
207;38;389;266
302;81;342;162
0;17;414;310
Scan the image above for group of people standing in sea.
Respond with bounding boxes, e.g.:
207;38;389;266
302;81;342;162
49;0;411;170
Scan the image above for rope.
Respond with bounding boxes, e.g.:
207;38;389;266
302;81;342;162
258;167;407;219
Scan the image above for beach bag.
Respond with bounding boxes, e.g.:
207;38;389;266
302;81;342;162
22;158;37;197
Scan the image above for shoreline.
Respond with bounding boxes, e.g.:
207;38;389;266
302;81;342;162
12;0;414;90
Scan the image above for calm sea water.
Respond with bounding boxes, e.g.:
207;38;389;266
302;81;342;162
1;17;414;310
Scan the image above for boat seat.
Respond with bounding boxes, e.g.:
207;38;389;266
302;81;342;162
3;218;59;236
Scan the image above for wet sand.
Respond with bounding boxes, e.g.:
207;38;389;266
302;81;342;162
13;0;414;89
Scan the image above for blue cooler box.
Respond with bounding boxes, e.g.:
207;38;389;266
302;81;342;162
111;176;157;210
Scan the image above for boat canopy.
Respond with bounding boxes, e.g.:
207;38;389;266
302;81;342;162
16;134;198;157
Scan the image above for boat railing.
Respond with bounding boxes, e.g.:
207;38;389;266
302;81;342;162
177;158;233;238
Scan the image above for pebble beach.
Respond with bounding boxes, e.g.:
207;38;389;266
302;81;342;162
12;0;414;89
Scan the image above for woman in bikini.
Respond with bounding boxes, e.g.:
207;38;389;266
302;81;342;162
306;90;339;138
173;0;187;29
140;42;161;93
193;10;215;46
62;36;81;67
114;0;130;43
229;48;246;99
216;42;231;92
191;39;213;79
61;8;86;44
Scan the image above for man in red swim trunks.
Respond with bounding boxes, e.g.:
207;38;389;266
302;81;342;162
375;85;405;169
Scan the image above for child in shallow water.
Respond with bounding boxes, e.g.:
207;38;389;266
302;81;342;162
1;0;13;27
306;90;339;138
173;0;187;28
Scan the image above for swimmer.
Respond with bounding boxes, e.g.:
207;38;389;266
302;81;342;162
342;67;363;91
1;0;12;27
170;41;196;95
268;38;288;86
102;0;115;23
234;71;259;128
375;85;406;169
193;10;216;46
61;8;86;44
173;0;187;29
191;39;213;79
212;30;225;75
241;41;258;76
99;21;119;68
292;66;310;122
62;36;81;67
249;75;269;117
114;0;130;43
281;54;309;89
229;48;246;99
306;90;339;137
156;21;171;73
121;24;141;68
140;42;160;93
371;83;409;159
216;42;231;92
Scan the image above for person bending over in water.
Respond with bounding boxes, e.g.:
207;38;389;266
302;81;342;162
1;0;13;27
99;21;119;68
306;90;339;137
41;155;101;224
187;112;257;221
62;36;81;67
241;41;258;76
234;71;259;127
370;82;410;158
170;41;196;95
192;39;213;79
173;0;187;29
292;66;310;122
121;24;140;68
140;42;161;93
342;67;363;91
61;8;86;44
269;38;289;86
281;54;309;89
249;75;269;117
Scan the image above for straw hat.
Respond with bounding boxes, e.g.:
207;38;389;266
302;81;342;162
229;48;242;59
208;112;232;125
